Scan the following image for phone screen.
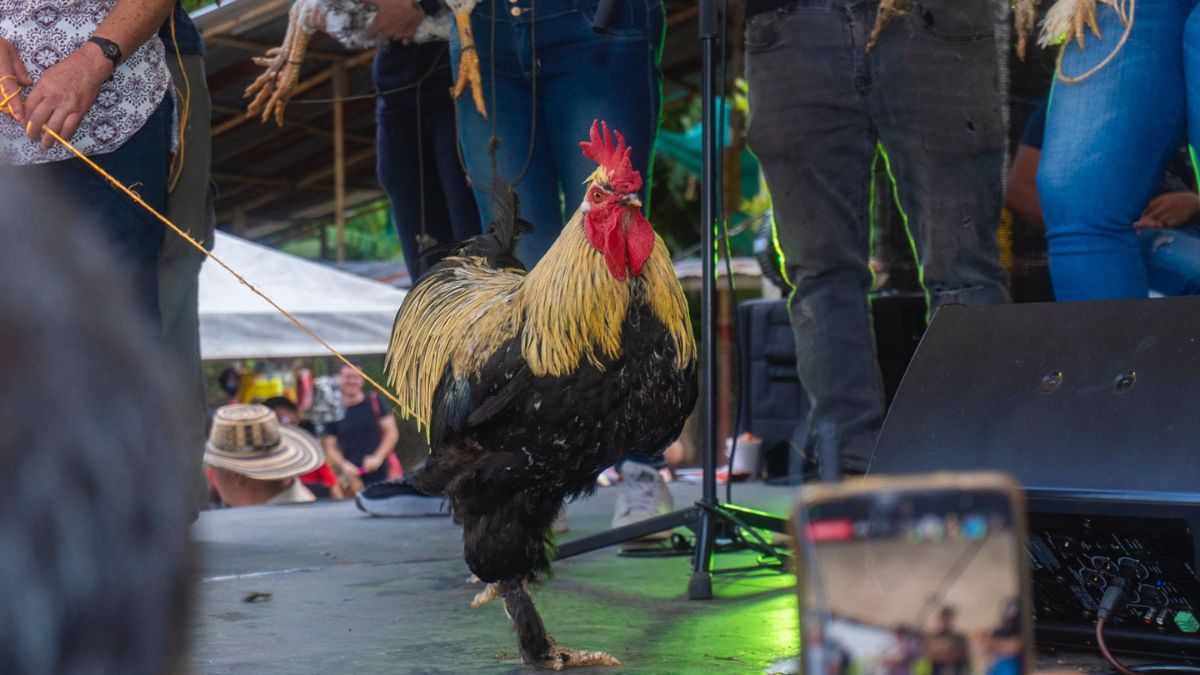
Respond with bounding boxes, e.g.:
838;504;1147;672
799;480;1026;675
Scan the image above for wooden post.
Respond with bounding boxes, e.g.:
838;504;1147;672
332;62;347;263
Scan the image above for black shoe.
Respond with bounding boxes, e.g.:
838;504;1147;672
355;478;450;517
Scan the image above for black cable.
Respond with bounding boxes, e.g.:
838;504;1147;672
713;0;746;507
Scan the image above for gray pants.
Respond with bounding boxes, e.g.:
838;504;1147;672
162;53;214;513
744;0;1009;471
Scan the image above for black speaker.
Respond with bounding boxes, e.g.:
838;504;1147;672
870;298;1200;657
737;293;925;480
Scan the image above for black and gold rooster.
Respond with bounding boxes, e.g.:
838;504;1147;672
385;121;697;669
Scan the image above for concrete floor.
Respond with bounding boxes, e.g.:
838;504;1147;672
188;482;801;674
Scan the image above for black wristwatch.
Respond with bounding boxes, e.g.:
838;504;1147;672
87;36;122;67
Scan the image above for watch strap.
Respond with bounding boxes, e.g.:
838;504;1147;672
87;36;122;66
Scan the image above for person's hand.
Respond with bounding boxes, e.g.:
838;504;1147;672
1136;192;1200;229
0;37;32;124
365;0;425;44
361;453;385;473
340;459;362;477
23;41;113;149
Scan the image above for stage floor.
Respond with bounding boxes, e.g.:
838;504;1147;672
189;482;800;674
188;481;1119;673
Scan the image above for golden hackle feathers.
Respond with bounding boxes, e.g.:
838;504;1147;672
385;210;695;434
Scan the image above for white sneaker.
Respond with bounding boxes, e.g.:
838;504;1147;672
611;461;674;540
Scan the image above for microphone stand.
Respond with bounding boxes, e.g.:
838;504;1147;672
557;0;789;600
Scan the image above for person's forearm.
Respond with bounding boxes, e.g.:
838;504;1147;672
1004;185;1044;230
93;0;174;62
323;438;351;468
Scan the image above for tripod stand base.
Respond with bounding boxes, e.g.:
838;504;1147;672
688;571;713;600
555;499;790;600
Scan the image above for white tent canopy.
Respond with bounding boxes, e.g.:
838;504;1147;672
199;232;407;360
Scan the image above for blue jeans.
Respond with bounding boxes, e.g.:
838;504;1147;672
3;96;172;327
375;41;480;278
744;0;1009;471
1140;225;1200;295
1038;0;1200;301
449;0;664;266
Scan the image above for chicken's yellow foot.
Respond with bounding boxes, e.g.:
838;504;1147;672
866;0;910;52
470;582;500;608
452;10;487;119
1013;0;1040;60
535;648;622;671
244;1;312;126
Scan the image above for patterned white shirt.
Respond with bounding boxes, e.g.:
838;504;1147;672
0;1;170;165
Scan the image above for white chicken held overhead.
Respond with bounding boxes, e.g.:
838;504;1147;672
245;0;485;126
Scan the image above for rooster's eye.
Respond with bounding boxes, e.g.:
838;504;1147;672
591;188;606;201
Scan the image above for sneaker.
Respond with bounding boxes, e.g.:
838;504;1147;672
355;478;450;517
611;461;674;540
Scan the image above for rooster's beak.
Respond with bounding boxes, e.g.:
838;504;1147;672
620;194;642;209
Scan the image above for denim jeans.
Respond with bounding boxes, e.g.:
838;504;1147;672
1038;0;1200;301
2;95;172;328
449;0;664;266
1140;225;1200;295
375;41;480;278
744;0;1009;471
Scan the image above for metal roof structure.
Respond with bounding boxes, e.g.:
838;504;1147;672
194;0;708;259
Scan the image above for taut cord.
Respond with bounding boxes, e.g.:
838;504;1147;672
0;76;413;417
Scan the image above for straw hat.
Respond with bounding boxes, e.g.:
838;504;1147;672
205;404;324;480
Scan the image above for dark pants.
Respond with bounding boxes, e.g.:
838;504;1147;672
744;0;1009;471
162;54;215;515
374;41;480;279
5;96;173;328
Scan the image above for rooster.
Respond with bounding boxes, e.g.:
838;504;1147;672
244;0;485;125
385;121;697;669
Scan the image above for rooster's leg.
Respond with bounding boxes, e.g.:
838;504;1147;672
501;578;621;670
451;10;487;118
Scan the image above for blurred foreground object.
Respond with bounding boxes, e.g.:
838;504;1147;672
0;179;192;674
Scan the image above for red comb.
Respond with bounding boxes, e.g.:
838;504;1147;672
579;120;642;194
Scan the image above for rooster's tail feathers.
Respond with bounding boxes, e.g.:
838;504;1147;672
459;178;532;271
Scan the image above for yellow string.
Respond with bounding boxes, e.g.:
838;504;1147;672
0;80;407;412
168;11;190;193
1056;0;1136;85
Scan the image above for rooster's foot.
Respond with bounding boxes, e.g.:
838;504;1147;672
534;648;622;671
471;582;500;608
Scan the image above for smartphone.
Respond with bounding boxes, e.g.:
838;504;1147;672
794;473;1032;675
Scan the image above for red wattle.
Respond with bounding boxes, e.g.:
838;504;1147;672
625;212;654;276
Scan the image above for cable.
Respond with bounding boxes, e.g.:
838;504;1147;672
1097;575;1138;675
712;0;748;506
1097;618;1138;675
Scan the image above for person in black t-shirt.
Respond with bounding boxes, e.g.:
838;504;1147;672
321;365;400;486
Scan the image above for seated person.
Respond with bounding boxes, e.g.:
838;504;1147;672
1008;96;1200;296
204;404;325;506
263;396;343;500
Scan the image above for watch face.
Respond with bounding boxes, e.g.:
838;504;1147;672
104;44;119;59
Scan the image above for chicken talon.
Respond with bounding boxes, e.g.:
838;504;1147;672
536;648;622;671
1085;0;1102;39
471;582;501;608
